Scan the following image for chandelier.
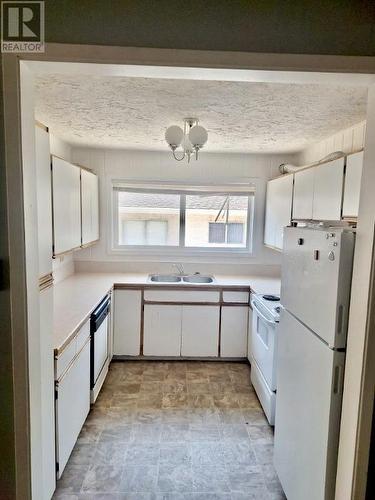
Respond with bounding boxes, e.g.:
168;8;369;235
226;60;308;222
165;118;208;162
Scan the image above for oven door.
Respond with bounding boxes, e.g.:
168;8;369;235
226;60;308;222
251;298;278;391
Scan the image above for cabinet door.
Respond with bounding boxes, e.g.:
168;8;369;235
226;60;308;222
39;287;56;498
342;151;363;218
113;290;142;356
247;307;253;362
81;169;99;245
143;305;182;356
35;126;53;277
264;179;277;248
274;175;294;250
181;306;220;357
293;168;314;220
312;158;345;221
52;157;81;255
221;306;249;358
265;175;293;250
56;341;90;478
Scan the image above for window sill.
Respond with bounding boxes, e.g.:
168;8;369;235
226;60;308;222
108;245;254;261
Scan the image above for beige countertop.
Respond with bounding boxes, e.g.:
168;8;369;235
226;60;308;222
53;272;281;355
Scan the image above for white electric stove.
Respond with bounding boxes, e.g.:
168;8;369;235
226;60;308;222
250;293;281;425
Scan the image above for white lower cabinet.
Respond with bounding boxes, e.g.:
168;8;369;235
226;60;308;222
113;290;142;356
55;340;90;478
220;306;249;357
181;305;220;357
143;305;182;356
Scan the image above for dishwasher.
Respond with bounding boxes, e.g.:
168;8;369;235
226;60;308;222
90;294;111;403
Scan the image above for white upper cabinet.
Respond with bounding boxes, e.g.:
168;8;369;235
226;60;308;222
52;156;81;255
264;178;277;248
81;168;99;246
35;125;53;277
264;175;294;251
342;151;363;218
312;158;345;221
293;168;315;220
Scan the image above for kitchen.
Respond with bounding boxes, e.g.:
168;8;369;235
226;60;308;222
19;60;372;500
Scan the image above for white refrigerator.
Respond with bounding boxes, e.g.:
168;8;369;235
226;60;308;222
274;227;355;500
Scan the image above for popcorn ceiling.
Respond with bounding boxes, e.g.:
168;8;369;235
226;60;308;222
34;74;367;153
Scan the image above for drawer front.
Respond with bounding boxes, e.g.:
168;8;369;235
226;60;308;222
144;289;220;303
55;320;90;380
55;338;77;380
76;320;90;353
222;291;249;303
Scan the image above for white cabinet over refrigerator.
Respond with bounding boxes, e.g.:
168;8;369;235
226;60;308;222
312;158;345;221
342;151;363;219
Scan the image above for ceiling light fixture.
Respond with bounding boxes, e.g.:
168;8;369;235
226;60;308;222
165;118;208;162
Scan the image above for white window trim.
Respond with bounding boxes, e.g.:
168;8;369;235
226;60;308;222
110;185;255;257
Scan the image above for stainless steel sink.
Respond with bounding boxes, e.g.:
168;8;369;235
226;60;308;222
149;274;182;283
182;275;214;284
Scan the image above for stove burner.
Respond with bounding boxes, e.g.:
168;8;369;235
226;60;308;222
262;294;280;301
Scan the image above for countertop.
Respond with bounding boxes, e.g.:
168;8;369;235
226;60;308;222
53;272;281;355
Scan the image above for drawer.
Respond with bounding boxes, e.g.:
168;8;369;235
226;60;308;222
76;320;90;352
144;289;220;303
222;291;249;303
55;337;77;380
55;319;90;380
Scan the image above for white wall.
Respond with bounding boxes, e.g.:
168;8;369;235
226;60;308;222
294;121;366;166
49;134;75;282
20;61;43;500
335;93;375;499
71;148;296;276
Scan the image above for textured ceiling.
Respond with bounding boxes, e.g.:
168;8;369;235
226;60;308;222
34;74;367;153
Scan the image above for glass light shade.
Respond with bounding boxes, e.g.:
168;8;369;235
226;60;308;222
165;125;183;147
188;125;208;147
181;135;194;152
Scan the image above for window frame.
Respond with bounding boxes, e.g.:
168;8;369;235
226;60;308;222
112;186;254;255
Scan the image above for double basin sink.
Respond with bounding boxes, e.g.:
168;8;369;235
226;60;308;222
149;274;215;284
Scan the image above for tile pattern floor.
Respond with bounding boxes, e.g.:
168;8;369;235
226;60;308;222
53;361;285;500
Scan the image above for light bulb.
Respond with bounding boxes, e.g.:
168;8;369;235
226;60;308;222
188;125;208;148
165;125;183;147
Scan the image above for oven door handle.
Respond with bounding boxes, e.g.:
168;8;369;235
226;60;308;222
251;300;277;326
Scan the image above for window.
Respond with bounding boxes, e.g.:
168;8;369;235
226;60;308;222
116;191;180;246
113;187;253;252
185;194;248;248
209;222;244;244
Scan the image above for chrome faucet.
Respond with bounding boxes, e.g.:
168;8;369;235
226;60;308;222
173;263;185;276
